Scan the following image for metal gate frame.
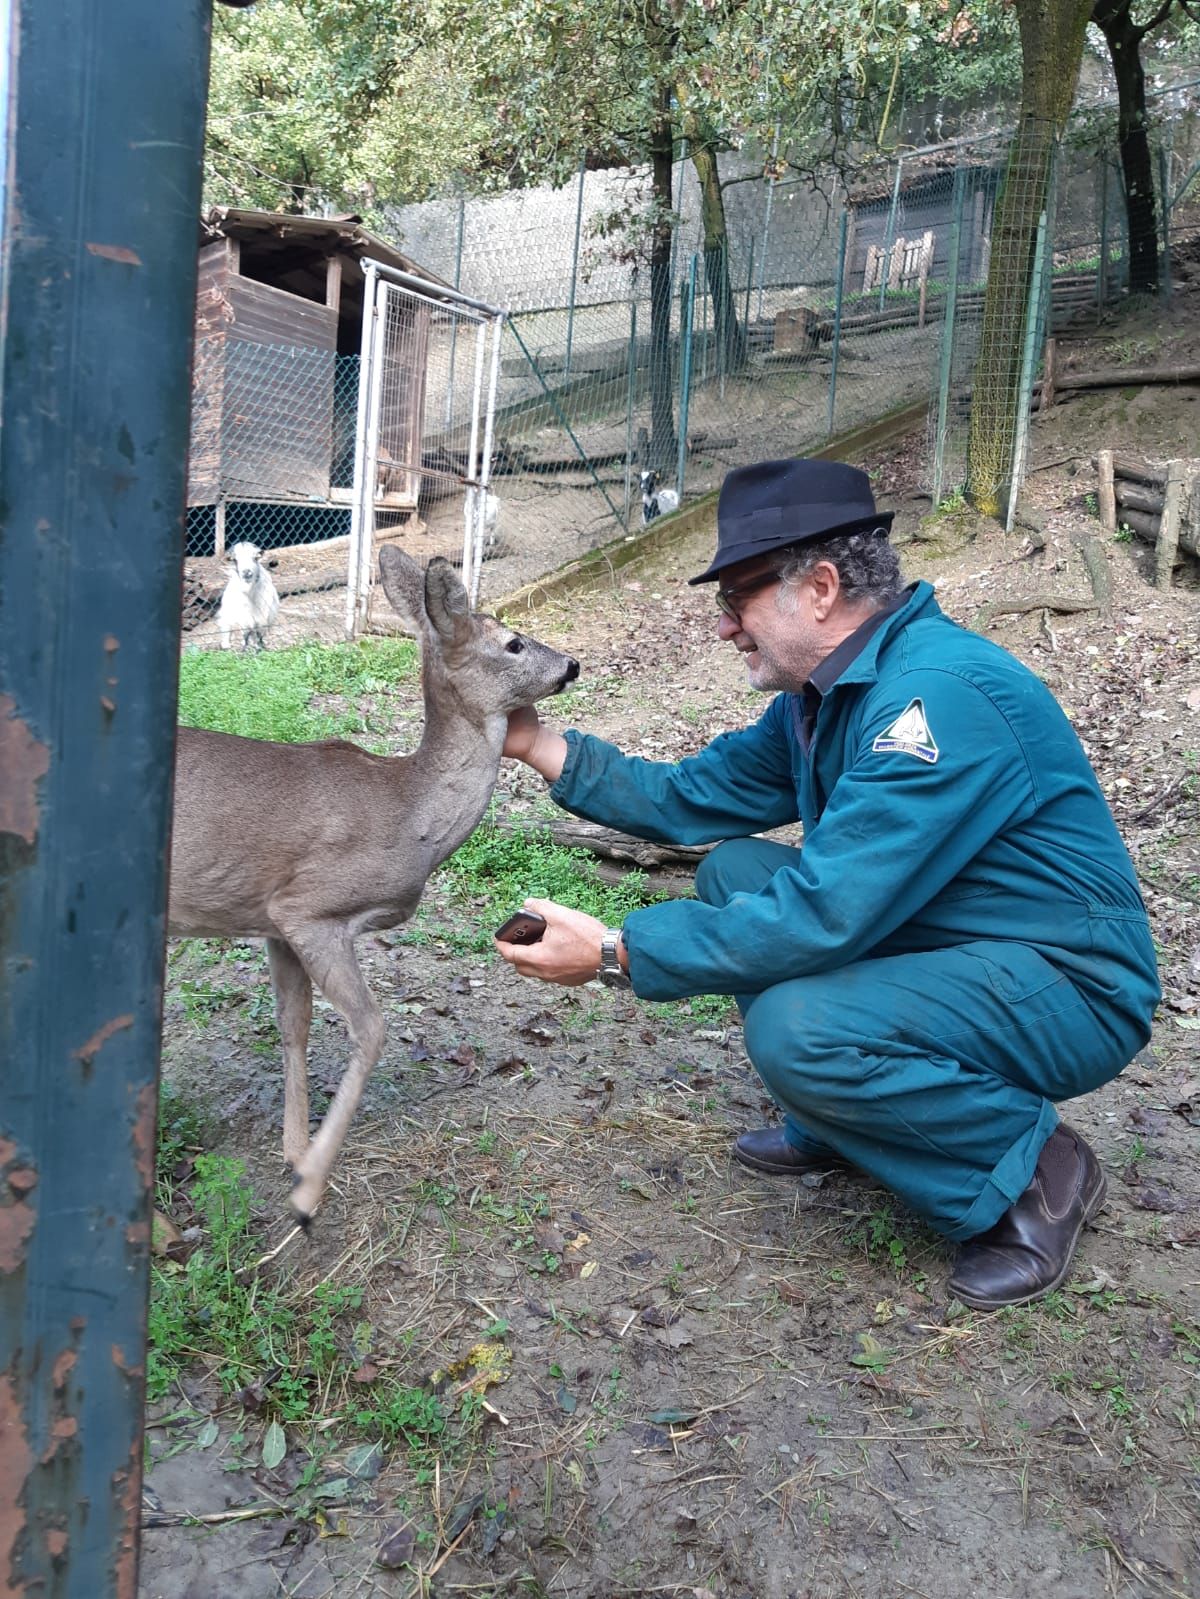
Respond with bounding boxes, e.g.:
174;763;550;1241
347;261;506;629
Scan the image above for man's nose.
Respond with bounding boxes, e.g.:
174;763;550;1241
717;610;740;642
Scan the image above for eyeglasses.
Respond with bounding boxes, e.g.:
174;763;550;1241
715;569;783;621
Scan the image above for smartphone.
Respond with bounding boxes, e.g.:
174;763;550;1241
495;909;547;945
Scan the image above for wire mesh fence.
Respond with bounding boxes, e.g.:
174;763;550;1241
182;78;1200;641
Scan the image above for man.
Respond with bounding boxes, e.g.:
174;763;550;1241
495;457;1159;1309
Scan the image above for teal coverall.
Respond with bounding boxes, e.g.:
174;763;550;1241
550;582;1159;1240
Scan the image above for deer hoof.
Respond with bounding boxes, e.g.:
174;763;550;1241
290;1167;322;1228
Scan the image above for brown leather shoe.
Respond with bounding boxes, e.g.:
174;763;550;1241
949;1124;1107;1310
733;1125;849;1176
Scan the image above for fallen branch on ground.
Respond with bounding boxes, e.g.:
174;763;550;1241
975;596;1098;630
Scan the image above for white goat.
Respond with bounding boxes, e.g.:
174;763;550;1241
216;542;280;652
640;470;680;526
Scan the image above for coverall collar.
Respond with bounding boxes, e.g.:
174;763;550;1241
809;581;936;695
795;582;936;754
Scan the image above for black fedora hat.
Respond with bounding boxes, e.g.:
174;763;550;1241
688;457;893;584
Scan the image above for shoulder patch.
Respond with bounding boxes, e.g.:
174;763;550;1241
872;698;939;765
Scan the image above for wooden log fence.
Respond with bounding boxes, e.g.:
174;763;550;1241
1094;451;1198;586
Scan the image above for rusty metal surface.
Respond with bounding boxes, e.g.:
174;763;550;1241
0;2;213;1591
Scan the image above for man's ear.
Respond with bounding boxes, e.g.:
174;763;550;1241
807;559;842;620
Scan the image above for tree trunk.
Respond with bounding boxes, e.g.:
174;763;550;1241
647;103;679;472
1093;0;1160;294
689;140;747;373
966;0;1093;516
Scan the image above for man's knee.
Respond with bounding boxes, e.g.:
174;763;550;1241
742;983;869;1105
694;836;799;908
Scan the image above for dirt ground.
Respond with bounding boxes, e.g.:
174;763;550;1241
144;282;1200;1599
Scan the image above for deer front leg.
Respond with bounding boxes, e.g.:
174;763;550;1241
282;927;386;1224
266;936;313;1170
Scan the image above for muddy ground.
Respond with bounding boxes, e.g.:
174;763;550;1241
144;281;1200;1599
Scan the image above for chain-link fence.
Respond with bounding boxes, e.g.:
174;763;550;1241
183;339;362;647
183;76;1200;640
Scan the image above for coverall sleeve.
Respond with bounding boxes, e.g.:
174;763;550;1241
549;697;800;845
619;668;1040;1000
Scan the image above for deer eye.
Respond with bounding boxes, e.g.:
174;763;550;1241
505;638;524;654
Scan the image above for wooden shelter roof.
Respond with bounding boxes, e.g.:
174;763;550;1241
199;207;452;295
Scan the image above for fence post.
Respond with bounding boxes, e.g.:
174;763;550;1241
444;192;466;428
757;124;780;321
676;254;698;502
1159;140;1172;298
0;2;211;1592
932;162;967;505
744;234;755;337
1005;206;1049;532
624;296;639;530
700;251;710;383
878;157;904;313
1097;158;1109;312
564;156;587;377
826;209;849;439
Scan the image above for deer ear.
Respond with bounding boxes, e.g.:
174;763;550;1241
377;546;427;627
423;558;471;640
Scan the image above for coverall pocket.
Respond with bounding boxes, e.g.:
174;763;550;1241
965;943;1063;1004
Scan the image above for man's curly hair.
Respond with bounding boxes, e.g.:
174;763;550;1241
776;526;903;610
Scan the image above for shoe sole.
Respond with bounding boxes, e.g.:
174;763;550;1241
733;1147;850;1177
949;1168;1108;1312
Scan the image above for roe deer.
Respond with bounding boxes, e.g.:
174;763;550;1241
169;548;579;1221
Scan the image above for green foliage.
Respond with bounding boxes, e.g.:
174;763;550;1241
155;1084;210;1212
147;1154;296;1406
149;1152;448;1463
206;1;490;214
434;814;661;946
178;637;418;744
350;1386;446;1455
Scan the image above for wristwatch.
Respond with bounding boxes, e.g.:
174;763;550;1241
597;929;632;990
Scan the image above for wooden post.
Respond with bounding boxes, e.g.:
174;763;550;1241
325;253;343;312
214;495;227;560
1097;448;1116;535
917;254;929;328
1156;459;1186;588
1040;336;1056;411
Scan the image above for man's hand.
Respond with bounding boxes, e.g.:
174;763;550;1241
503;711;569;784
494;898;613;987
502;706;543;762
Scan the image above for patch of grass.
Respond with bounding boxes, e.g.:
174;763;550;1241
434;813;663;950
155;1083;209;1212
149;1151;456;1470
179;636;418;744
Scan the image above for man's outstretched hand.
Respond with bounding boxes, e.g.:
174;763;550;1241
494;898;614;987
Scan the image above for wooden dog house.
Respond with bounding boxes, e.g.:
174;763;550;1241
187;209;448;554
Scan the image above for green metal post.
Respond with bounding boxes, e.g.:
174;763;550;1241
700;250;710;382
623;298;638;530
676;254;698;503
1159;141;1172;298
932;163;967;506
826;210;849;439
0;0;214;1592
878;158;904;313
564;156;586;377
1006;207;1049;532
743;234;755;338
444;193;467;427
1107;159;1113;311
